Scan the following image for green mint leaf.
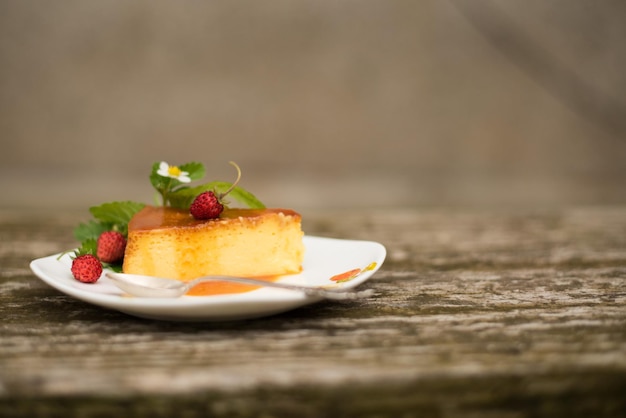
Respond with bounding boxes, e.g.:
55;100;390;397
149;162;173;202
105;263;124;273
226;185;266;209
73;220;112;242
149;161;166;190
89;201;145;234
75;239;98;257
179;162;205;181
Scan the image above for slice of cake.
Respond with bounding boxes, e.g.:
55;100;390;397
123;206;304;282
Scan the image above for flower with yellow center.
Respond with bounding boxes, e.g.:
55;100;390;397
157;161;191;183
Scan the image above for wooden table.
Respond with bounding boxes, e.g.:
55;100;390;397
1;206;625;417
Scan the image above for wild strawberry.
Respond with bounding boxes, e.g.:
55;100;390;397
190;191;224;220
97;231;127;263
189;162;243;220
71;254;103;283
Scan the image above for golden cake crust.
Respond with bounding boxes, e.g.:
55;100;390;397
123;206;304;281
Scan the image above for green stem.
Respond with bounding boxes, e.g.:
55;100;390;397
219;161;242;199
160;178;175;206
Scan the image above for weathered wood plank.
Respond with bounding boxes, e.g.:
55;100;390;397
1;207;625;417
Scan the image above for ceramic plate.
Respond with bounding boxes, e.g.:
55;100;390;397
30;236;386;322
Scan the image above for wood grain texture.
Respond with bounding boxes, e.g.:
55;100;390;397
1;207;625;417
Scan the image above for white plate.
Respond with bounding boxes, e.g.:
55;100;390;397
30;236;386;322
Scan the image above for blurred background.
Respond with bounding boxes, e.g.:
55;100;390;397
1;0;625;212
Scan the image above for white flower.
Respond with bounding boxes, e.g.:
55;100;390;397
157;161;191;183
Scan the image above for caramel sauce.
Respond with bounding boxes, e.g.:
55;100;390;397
186;275;281;296
129;206;300;231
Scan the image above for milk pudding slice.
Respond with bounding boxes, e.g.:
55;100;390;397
123;206;304;281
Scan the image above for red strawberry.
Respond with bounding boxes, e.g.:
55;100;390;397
97;231;127;263
71;254;103;283
189;162;243;220
190;191;224;220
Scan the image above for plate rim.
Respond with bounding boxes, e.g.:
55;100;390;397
29;235;386;321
